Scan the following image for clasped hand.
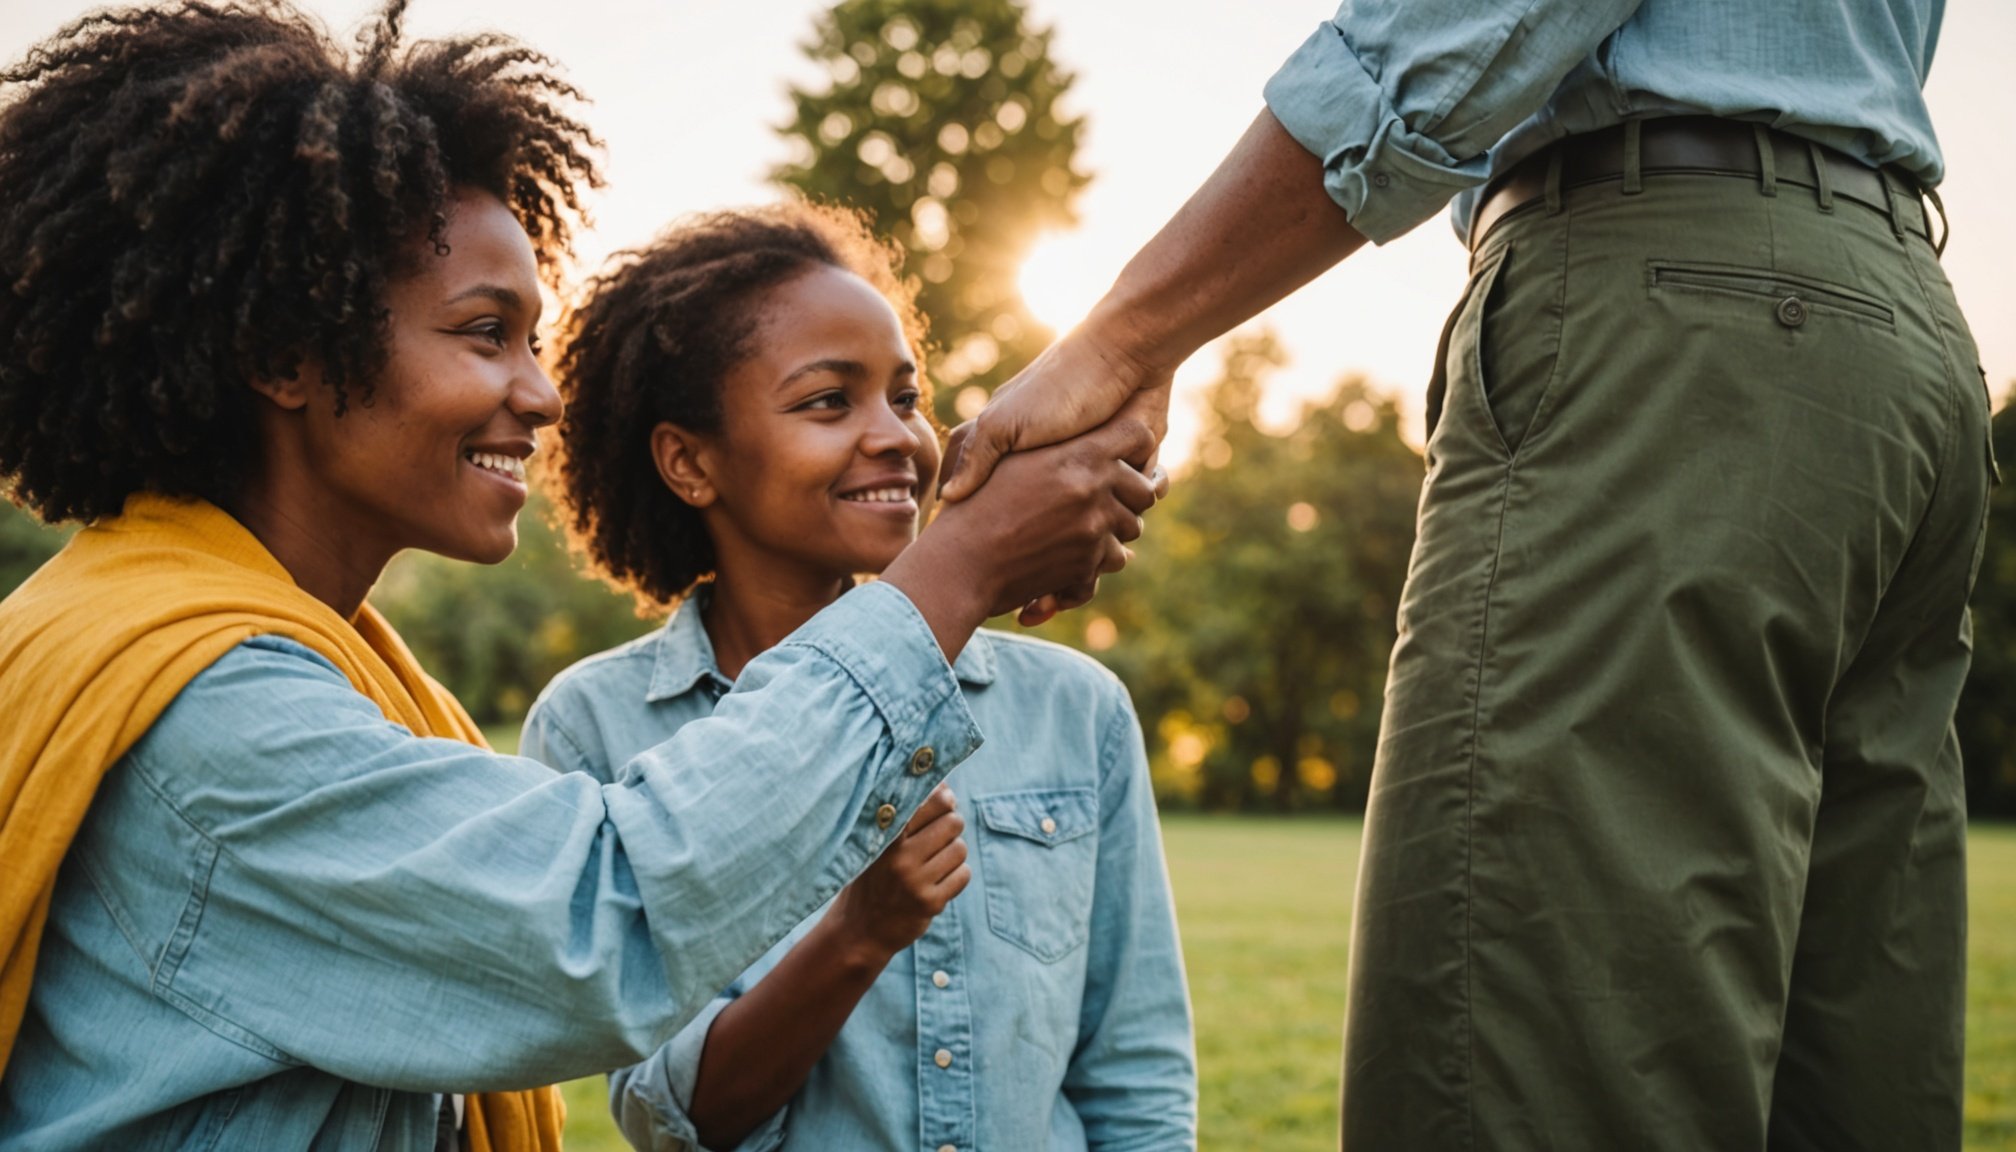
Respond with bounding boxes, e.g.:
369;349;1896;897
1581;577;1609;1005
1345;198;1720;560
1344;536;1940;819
941;323;1176;624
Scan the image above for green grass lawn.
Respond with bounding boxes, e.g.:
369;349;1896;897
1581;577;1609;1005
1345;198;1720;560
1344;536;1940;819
509;784;2016;1151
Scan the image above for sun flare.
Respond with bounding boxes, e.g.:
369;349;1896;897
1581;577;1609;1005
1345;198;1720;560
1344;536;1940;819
1016;231;1109;335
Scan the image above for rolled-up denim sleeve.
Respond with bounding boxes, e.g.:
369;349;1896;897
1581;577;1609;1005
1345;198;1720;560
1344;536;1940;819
1263;0;1645;243
1064;682;1197;1150
133;580;980;1091
606;975;788;1152
601;985;780;1152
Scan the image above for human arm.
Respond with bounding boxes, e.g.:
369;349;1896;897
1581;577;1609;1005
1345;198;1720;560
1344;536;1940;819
109;582;973;1091
679;788;970;1149
941;0;1647;499
1064;684;1197;1150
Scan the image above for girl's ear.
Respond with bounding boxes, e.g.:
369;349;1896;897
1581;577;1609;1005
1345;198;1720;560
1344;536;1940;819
652;421;717;508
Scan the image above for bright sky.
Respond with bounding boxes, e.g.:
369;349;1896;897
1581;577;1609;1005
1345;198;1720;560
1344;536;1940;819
5;0;2012;464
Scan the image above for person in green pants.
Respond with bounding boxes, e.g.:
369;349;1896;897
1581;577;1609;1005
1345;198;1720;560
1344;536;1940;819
941;2;1996;1149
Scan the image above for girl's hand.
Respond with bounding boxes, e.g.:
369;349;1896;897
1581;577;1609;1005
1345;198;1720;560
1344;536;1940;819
828;785;970;960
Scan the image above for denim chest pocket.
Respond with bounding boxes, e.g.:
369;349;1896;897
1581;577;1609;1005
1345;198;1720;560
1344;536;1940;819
974;787;1099;963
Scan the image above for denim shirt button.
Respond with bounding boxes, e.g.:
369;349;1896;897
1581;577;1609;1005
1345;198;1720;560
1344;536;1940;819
875;803;897;830
934;1048;954;1069
909;746;936;775
1040;816;1057;836
932;969;950;988
938;1145;958;1152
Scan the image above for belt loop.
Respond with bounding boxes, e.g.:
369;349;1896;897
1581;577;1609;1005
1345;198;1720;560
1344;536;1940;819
1806;141;1834;213
1621;120;1643;196
1544;148;1564;215
1923;183;1950;257
1751;124;1777;198
1879;168;1909;242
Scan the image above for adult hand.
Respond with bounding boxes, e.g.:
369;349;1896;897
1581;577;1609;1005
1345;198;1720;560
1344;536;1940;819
882;414;1160;658
826;785;968;960
937;321;1175;503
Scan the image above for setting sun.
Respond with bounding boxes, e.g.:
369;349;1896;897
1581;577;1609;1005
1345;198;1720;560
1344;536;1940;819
1017;230;1110;335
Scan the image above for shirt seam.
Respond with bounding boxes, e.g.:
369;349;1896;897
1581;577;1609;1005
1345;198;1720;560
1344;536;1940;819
529;708;597;777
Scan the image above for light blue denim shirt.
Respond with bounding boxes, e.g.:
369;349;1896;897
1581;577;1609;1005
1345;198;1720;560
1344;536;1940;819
521;599;1197;1152
1264;0;1947;243
1;581;982;1152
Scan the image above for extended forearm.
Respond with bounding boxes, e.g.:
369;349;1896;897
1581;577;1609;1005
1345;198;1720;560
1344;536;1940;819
688;916;893;1149
1092;108;1367;372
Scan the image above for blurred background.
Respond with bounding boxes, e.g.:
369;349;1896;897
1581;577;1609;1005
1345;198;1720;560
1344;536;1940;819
3;0;2013;1146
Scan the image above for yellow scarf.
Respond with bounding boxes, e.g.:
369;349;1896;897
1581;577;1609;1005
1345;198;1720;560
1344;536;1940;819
0;493;563;1148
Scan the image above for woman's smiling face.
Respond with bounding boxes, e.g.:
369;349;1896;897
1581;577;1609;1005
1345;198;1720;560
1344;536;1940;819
667;264;940;586
271;188;559;567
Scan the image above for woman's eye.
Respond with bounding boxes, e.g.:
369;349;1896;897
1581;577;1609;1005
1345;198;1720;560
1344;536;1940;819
893;390;922;413
528;333;544;356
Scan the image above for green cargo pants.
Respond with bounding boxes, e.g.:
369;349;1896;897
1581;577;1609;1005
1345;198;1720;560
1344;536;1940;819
1341;150;1998;1151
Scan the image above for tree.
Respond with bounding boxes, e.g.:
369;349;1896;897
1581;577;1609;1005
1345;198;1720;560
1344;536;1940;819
1960;387;2016;815
773;0;1088;424
1036;331;1425;812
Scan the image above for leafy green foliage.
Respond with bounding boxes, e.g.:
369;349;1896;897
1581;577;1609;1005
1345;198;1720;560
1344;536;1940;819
772;0;1087;423
0;499;71;592
1032;332;1423;812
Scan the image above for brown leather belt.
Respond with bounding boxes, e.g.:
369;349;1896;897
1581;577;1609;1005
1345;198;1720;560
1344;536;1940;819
1469;116;1929;250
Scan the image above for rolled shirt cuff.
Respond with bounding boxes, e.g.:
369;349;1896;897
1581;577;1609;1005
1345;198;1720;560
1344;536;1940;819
609;995;792;1152
1264;21;1494;245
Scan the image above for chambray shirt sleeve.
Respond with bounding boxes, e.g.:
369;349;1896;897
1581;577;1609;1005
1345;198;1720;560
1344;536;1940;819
1065;682;1198;1150
127;580;979;1092
604;974;789;1152
1264;0;1645;243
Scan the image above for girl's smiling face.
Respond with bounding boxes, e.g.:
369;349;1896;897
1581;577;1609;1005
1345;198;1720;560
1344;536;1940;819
657;264;940;588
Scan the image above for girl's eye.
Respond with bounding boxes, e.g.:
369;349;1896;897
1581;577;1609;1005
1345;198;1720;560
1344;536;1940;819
798;391;848;412
893;390;921;413
461;321;508;348
528;332;544;356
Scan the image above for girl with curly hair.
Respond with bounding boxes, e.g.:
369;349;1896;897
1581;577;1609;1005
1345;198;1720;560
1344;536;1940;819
0;4;1159;1148
523;203;1196;1152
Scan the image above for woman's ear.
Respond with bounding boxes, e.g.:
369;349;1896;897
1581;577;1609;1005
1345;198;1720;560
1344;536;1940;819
247;361;323;412
652;422;716;508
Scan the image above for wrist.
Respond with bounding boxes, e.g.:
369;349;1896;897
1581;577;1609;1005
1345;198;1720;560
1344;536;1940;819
881;529;993;659
816;910;901;976
1081;296;1175;381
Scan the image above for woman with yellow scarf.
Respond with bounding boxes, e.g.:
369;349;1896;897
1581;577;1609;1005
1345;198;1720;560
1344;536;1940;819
0;4;1159;1148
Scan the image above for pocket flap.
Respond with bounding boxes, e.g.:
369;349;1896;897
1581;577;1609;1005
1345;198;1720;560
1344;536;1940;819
975;787;1098;847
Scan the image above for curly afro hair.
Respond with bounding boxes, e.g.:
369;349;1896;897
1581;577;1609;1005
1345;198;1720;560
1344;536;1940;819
0;0;601;524
549;200;931;611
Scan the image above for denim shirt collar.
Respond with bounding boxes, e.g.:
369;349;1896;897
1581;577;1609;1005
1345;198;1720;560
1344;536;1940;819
646;586;996;703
